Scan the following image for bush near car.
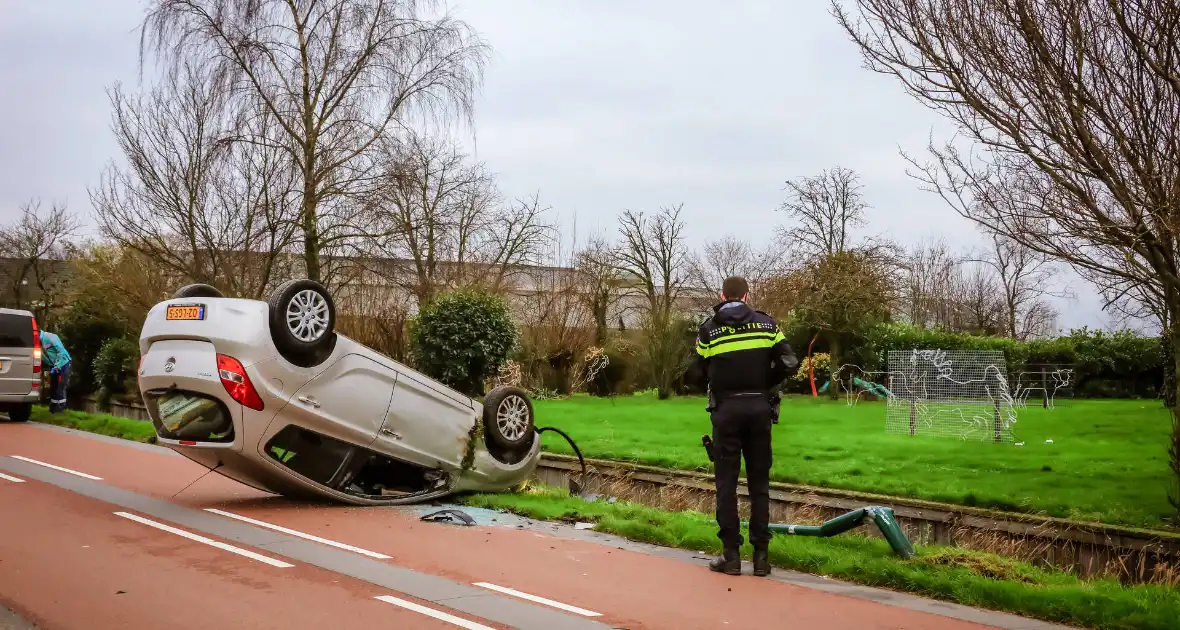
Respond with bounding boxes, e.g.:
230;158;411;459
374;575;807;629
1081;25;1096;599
409;290;518;397
92;336;140;407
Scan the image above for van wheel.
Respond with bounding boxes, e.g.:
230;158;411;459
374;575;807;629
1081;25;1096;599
172;284;223;299
8;404;31;422
482;386;536;456
268;279;336;367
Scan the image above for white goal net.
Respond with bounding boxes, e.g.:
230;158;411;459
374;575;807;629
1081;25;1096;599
885;349;1017;442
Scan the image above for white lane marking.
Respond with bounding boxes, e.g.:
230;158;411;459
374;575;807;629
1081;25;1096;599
0;472;25;483
473;582;603;617
204;508;393;559
374;595;495;630
113;511;294;568
9;455;103;480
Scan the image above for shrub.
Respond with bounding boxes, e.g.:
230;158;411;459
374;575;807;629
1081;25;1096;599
587;341;638;397
790;352;831;393
854;322;1163;399
409;290;518;397
93;337;140;407
640;315;697;399
56;297;133;405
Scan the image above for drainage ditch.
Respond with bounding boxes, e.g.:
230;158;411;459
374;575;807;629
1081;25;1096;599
536;453;1180;585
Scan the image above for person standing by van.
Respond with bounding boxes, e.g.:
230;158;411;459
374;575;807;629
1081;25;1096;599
39;330;71;413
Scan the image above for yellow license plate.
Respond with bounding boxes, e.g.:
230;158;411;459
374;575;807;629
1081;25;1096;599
166;304;206;321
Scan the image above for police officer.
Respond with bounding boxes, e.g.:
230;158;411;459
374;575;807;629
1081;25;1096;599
693;276;797;576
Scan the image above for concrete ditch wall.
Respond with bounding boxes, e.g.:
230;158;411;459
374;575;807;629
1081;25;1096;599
537;453;1180;585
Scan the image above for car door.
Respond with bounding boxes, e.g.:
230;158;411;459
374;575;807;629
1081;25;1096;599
370;370;477;471
0;312;35;396
282;353;396;449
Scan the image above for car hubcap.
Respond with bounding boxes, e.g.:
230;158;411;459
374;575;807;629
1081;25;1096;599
496;395;530;442
286;289;329;342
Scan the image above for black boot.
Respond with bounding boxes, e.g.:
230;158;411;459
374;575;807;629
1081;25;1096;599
709;547;742;575
752;547;771;577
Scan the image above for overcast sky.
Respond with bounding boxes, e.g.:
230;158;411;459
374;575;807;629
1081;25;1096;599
0;0;1135;332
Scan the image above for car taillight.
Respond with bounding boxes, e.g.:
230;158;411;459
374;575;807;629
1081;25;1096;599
216;354;264;411
31;317;41;374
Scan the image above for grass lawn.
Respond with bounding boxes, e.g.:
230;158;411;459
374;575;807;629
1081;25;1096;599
532;393;1177;530
463;485;1180;630
27;405;157;442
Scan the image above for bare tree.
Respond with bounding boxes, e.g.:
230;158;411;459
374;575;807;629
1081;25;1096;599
614;205;693;398
975;233;1066;339
615;205;690;325
777;166;870;258
686;234;784;311
362;132;552;308
900;237;962;328
67;241;176;331
93;63;301;299
951;261;1006;336
140;0;491;282
573;235;623;345
0;200;80;323
512;233;595;394
832;0;1180;508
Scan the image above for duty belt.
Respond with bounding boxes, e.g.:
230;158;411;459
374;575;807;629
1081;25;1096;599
716;390;770;398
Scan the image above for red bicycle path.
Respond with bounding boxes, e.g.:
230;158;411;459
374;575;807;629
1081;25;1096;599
0;474;494;630
0;422;1012;630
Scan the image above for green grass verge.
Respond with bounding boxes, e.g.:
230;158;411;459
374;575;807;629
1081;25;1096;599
533;394;1177;530
29;405;157;442
462;486;1180;630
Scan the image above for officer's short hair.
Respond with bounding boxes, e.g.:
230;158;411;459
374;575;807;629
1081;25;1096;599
722;276;749;300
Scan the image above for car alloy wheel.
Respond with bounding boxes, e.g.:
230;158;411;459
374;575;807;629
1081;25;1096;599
496;394;531;442
286;288;330;342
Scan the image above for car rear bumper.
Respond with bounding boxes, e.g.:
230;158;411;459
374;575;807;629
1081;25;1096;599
0;393;40;405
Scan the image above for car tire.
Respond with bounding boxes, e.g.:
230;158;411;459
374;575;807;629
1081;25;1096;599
268;278;336;367
172;283;223;299
482;386;536;455
8;404;31;423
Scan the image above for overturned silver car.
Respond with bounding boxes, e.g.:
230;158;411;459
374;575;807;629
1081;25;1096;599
136;278;564;505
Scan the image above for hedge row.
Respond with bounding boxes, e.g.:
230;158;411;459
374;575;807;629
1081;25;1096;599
798;323;1166;400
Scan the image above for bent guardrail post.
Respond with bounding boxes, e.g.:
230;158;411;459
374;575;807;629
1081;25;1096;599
751;506;915;559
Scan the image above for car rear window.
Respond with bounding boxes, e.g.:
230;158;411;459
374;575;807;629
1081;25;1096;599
0;313;33;348
143;390;234;443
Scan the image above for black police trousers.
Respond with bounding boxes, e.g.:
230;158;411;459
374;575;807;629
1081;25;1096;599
710;394;773;550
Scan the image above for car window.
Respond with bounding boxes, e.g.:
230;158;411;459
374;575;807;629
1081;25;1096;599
265;425;353;485
0;313;33;347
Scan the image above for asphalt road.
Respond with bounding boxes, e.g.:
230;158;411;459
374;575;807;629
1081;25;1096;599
0;422;1066;630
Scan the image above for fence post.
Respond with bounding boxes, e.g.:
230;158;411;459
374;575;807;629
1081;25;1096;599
1042;368;1049;409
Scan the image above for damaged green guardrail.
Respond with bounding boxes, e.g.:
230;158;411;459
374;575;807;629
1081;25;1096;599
744;506;915;558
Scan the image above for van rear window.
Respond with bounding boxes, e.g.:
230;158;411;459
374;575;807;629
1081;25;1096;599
0;313;33;348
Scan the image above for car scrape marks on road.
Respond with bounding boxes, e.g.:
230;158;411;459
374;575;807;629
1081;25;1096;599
374;596;495;630
204;508;393;559
9;455;103;480
0;472;25;483
473;582;603;617
113;511;295;568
